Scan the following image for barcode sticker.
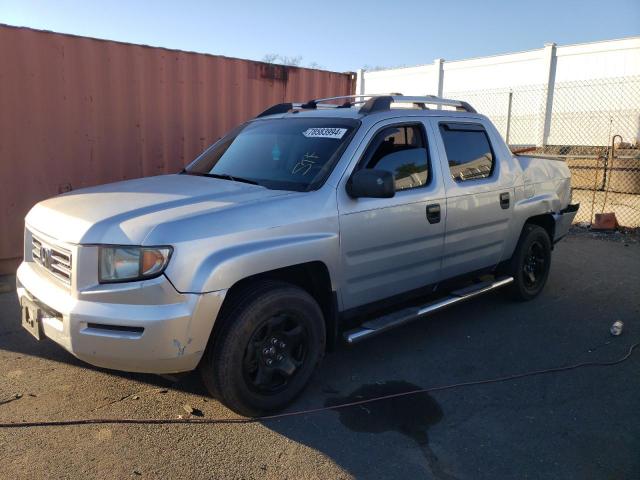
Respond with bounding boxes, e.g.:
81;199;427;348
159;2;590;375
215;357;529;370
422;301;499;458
302;127;347;139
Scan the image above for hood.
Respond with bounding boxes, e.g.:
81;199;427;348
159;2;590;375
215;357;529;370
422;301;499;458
26;174;293;244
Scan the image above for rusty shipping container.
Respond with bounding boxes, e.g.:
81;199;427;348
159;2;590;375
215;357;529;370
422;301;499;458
0;25;356;274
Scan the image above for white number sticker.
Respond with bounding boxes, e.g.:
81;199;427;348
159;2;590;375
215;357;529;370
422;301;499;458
302;127;347;139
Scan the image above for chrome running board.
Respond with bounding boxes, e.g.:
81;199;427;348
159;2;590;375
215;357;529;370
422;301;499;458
344;276;514;344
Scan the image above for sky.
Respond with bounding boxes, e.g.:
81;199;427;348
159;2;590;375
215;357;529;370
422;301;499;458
1;0;639;72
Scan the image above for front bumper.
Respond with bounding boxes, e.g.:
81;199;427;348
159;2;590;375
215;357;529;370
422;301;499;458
16;261;226;374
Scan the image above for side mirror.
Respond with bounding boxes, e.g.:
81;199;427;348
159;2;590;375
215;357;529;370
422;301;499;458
347;169;395;198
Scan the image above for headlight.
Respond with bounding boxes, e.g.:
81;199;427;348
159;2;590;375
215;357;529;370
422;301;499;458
99;246;172;283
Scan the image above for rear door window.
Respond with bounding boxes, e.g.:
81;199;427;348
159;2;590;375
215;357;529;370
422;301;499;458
439;123;494;182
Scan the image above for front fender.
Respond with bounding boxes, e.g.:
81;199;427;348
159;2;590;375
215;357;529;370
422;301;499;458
179;233;339;293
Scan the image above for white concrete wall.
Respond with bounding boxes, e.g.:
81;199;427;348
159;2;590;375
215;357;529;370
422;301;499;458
360;38;640;146
364;64;438;95
443;49;544;91
554;38;640;82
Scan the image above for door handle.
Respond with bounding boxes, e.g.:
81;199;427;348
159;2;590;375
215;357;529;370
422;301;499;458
426;203;441;224
500;192;510;209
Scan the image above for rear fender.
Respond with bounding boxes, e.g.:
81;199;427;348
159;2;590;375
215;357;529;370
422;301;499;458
503;191;562;260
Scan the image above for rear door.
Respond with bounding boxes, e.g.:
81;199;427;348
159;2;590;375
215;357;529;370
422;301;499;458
337;119;446;310
431;117;515;279
431;118;514;279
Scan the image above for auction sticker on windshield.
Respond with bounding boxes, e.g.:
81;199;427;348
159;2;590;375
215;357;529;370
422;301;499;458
302;127;347;139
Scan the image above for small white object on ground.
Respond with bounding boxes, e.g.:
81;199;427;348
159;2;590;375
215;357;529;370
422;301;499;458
610;321;624;336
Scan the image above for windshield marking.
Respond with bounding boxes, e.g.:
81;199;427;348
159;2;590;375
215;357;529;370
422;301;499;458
292;152;319;175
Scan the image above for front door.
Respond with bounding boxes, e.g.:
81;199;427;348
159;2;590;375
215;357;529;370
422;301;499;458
337;120;446;310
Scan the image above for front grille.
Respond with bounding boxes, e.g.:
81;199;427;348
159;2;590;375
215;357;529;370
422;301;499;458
32;235;72;285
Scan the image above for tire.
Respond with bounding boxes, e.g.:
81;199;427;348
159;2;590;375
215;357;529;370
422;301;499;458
199;281;326;416
506;224;552;301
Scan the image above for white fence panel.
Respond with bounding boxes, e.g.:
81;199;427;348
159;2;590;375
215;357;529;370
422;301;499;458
360;38;640;147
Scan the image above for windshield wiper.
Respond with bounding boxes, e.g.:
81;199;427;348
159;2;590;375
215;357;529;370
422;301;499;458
210;173;259;185
184;171;259;186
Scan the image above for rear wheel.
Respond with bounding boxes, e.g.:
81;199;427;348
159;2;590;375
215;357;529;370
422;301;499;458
200;281;325;416
506;224;552;301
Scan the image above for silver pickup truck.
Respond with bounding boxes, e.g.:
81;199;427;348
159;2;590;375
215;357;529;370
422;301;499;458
16;94;578;415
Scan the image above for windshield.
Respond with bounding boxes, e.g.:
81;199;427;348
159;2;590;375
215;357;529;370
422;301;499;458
184;118;359;191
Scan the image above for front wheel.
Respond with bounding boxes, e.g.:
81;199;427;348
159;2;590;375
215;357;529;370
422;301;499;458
506;224;552;301
200;281;325;416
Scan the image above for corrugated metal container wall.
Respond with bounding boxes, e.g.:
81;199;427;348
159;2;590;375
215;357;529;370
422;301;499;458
0;25;356;273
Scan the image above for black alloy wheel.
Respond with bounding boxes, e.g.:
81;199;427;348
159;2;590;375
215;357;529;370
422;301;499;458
506;224;552;301
199;281;325;416
522;240;547;289
243;313;309;394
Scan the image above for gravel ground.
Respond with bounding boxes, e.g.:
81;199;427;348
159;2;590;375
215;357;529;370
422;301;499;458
569;225;640;244
1;234;639;479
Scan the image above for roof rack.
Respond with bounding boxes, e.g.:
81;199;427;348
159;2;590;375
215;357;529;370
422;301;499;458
359;95;477;114
302;93;403;109
255;93;476;118
255;94;393;118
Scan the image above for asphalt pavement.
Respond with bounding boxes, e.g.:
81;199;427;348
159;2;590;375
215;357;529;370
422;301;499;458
1;233;639;479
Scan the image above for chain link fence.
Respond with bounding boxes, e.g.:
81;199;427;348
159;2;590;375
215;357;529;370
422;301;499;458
445;76;640;228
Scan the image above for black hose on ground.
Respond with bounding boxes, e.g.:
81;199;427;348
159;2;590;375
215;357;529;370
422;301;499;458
0;342;637;428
